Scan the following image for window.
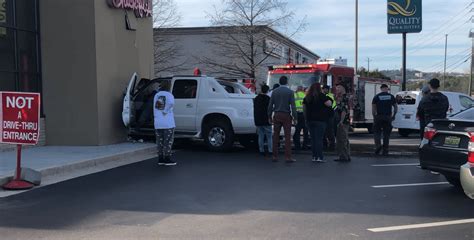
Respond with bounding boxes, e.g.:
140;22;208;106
459;95;473;109
453;108;474;120
173;80;197;99
0;0;40;93
0;27;15;71
396;92;418;105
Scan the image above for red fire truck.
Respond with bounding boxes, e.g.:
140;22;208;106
267;63;355;94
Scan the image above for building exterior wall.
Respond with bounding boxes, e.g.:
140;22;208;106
39;0;153;146
94;0;153;145
40;0;100;145
154;27;319;86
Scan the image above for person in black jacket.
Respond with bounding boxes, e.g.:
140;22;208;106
372;84;398;156
254;85;272;156
417;79;449;135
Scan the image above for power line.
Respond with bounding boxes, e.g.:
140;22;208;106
372;2;473;60
422;49;471;72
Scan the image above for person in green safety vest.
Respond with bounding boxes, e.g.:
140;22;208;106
292;86;309;150
322;85;336;151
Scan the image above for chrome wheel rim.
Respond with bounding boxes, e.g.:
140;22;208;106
208;127;226;147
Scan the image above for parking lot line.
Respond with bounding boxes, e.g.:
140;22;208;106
368;219;474;233
372;182;449;188
371;163;419;167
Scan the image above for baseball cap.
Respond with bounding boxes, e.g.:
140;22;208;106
421;85;430;94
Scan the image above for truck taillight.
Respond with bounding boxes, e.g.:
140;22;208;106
423;124;437;141
469;133;474;163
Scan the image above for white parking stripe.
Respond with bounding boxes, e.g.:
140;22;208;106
372;182;449;188
368;219;474;232
371;163;419;167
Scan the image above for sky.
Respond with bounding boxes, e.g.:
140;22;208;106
174;0;473;73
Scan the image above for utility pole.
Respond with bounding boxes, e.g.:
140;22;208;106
470;30;474;96
443;34;448;89
367;57;371;74
355;0;359;77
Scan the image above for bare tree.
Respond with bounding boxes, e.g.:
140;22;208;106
153;0;186;76
198;0;307;79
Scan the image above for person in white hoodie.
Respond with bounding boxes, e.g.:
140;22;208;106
154;80;177;166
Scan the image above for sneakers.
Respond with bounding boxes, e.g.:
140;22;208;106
312;158;326;163
285;158;297;163
159;156;177;166
375;147;382;155
158;155;166;166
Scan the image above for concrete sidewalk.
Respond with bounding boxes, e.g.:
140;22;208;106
0;143;156;196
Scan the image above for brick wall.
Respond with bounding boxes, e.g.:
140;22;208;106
0;118;46;152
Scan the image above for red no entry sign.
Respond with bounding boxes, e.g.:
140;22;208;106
0;92;41;145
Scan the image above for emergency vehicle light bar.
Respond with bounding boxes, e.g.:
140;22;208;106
271;64;317;69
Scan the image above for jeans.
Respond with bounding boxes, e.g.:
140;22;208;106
273;112;293;160
308;121;327;160
293;112;309;148
373;115;393;152
324;115;336;148
257;126;273;153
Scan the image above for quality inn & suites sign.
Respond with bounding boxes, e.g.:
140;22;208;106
387;0;422;34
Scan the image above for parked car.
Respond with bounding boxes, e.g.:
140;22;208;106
393;91;473;137
122;73;257;152
419;107;474;190
458;108;474;199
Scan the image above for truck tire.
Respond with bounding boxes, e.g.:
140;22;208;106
239;134;258;150
203;120;234;152
398;128;411;137
445;175;462;188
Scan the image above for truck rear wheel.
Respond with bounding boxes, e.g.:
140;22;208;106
203;120;234;152
445;175;462;188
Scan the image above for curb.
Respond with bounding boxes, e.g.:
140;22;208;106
0;145;157;187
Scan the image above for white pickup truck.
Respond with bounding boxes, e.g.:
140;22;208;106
122;73;257;151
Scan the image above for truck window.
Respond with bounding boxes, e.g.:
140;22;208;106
396;92;417;105
173;80;197;99
459;95;473;109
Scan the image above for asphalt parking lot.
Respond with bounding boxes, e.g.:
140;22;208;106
0;145;472;240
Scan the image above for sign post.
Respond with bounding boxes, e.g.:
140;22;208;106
387;0;422;91
1;92;41;190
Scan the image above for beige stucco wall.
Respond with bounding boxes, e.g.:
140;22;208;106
40;0;153;146
94;0;153;145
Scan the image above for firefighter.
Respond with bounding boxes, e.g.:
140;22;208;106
322;85;336;151
293;86;309;150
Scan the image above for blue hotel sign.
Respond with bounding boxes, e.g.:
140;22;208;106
387;0;422;34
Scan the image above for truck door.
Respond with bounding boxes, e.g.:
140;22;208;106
123;73;140;127
172;79;199;132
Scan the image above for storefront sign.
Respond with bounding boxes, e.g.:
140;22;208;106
107;0;152;18
387;0;422;34
0;92;41;145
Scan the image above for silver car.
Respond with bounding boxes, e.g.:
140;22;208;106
457;108;474;199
